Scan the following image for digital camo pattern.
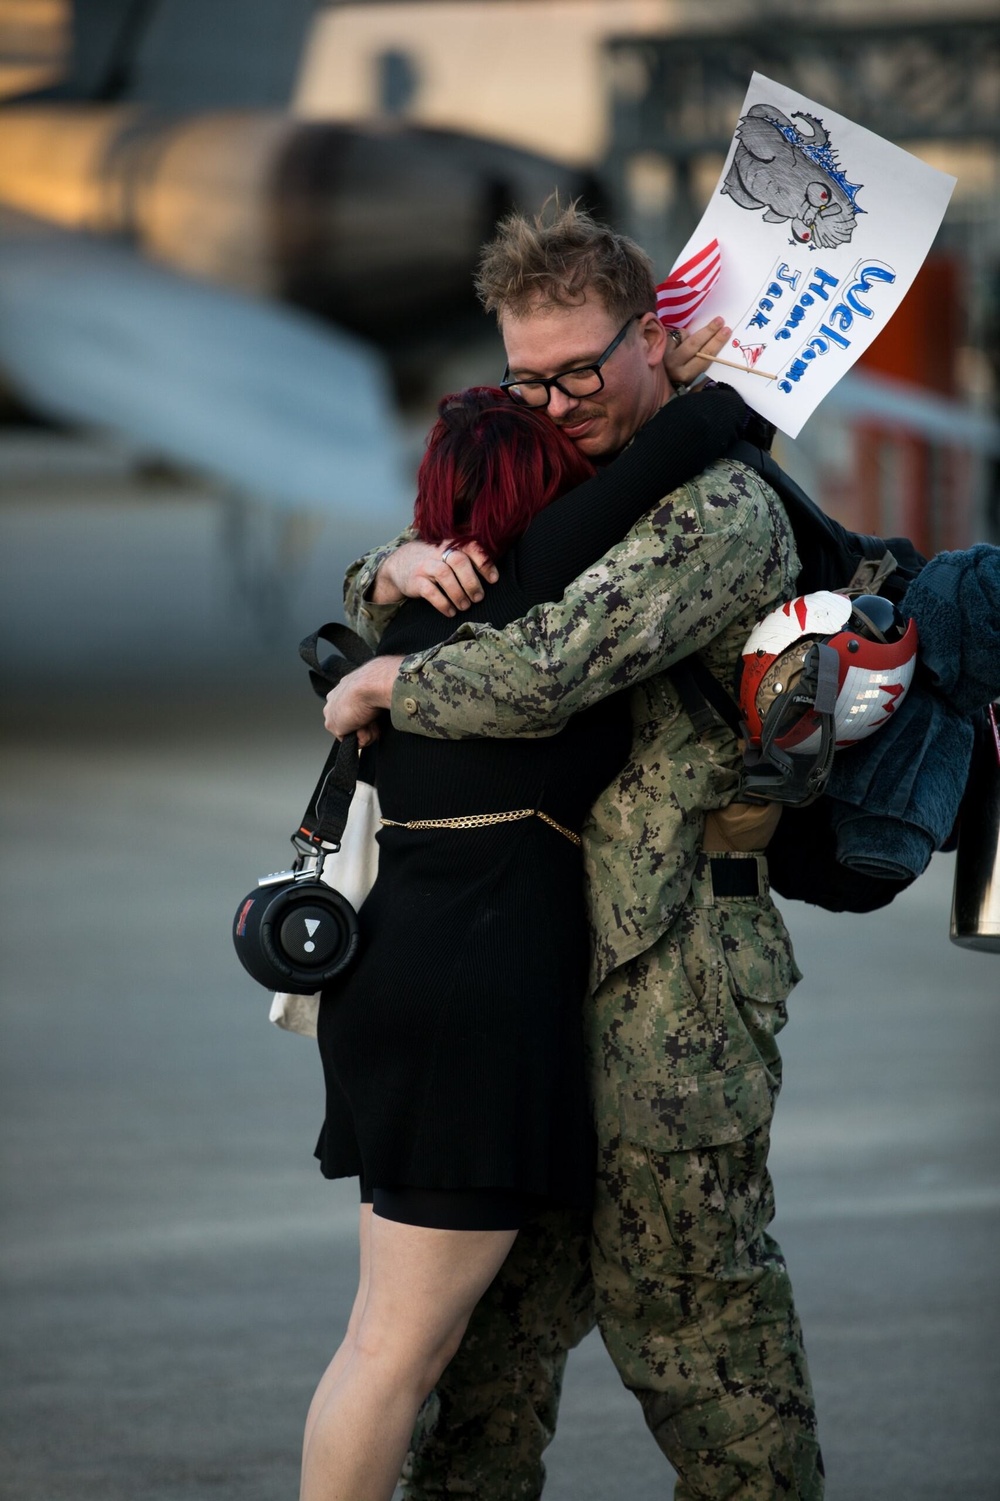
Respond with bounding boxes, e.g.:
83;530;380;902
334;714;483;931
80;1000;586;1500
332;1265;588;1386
587;867;822;1500
389;459;800;989
342;523;414;651
344;462;822;1498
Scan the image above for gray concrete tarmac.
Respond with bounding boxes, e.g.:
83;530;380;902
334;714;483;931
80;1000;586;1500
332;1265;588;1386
2;699;998;1501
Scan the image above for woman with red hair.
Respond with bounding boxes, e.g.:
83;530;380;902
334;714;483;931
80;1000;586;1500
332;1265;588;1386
413;385;598;561
302;383;748;1501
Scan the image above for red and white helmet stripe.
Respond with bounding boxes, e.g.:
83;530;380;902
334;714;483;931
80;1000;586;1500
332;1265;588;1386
739;590;918;755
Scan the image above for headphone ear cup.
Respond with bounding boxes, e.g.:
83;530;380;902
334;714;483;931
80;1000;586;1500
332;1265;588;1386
233;880;360;994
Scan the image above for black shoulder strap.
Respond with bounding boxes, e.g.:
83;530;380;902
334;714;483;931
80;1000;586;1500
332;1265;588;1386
299;620;374;699
726;438;927;600
671;655;741;738
295;624;375;852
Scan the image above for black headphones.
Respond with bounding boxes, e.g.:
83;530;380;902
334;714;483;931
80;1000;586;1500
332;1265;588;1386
232;623;373;995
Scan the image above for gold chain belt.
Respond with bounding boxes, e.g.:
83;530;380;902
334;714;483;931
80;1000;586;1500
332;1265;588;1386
380;807;582;847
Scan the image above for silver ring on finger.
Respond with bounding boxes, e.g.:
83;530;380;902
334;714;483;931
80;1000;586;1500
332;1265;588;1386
667;327;683;348
441;546;457;562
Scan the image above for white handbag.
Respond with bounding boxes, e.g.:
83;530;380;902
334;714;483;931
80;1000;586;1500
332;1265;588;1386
269;777;381;1038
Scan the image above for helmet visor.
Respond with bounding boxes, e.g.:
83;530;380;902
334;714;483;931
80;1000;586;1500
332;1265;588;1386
848;594;908;643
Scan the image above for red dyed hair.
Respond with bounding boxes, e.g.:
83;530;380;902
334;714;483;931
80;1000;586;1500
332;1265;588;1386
413;387;595;559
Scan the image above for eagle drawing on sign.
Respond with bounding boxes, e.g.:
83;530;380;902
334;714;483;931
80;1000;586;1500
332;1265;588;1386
721;104;863;249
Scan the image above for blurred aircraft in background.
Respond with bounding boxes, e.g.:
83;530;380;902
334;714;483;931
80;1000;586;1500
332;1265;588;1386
0;0;601;515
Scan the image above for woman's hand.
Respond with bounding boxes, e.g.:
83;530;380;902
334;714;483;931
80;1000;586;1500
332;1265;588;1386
324;656;404;747
663;316;732;389
371;539;498;616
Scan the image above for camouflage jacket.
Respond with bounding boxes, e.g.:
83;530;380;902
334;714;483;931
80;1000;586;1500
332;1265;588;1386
343;460;799;991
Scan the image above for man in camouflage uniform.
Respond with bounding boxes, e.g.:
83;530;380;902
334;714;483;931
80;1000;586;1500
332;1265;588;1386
325;203;824;1500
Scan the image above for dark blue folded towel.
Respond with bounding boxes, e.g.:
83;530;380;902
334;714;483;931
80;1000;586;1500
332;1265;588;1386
821;542;999;882
901;544;1000;715
826;684;974;881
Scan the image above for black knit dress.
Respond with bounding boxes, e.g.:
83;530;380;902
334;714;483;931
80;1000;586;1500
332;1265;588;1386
315;388;745;1212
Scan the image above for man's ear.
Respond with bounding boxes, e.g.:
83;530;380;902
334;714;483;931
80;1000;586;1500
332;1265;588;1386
639;312;668;367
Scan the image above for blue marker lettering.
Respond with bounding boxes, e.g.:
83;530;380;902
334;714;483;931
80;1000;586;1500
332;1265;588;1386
815;323;851;351
806;267;839;300
826;303;854;334
846;262;896;317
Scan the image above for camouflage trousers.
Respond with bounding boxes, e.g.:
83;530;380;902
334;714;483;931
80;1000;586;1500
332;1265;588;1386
402;856;823;1500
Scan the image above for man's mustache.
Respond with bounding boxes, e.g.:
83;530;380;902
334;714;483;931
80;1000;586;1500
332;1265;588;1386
551;407;601;429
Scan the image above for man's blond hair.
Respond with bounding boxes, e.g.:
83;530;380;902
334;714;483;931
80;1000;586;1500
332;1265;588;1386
475;199;657;326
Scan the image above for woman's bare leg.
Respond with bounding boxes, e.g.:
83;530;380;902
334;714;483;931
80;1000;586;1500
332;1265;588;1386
300;1213;517;1501
301;1205;374;1472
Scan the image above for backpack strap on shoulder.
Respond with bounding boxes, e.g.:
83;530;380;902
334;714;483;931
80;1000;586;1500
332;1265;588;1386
671;655;741;738
725;438;918;597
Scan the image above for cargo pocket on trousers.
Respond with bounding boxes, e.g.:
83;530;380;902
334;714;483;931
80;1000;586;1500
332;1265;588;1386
618;1062;776;1275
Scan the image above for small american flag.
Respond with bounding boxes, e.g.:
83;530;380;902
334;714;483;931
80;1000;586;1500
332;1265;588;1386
655;239;721;329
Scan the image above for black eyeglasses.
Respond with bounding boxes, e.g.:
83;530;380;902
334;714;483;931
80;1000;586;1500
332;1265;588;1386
500;314;642;408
